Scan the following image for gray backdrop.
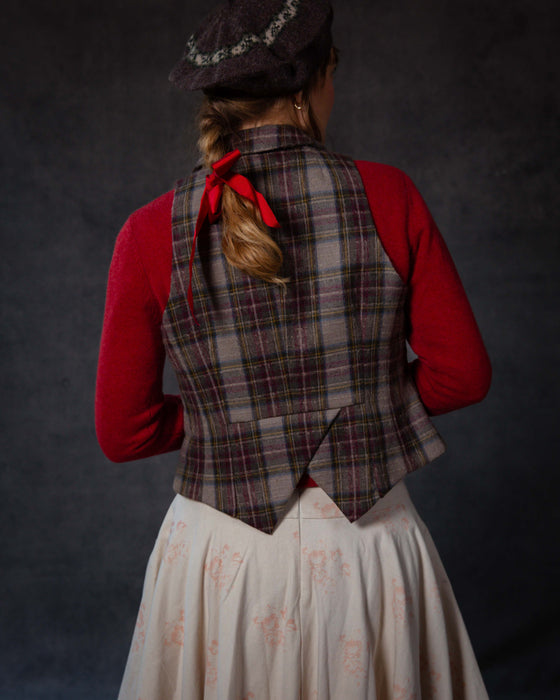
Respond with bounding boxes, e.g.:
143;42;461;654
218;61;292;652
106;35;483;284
2;0;559;698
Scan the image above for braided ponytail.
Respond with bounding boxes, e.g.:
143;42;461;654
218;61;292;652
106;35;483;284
196;46;337;286
197;96;289;286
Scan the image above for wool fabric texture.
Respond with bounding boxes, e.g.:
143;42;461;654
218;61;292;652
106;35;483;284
187;149;280;322
169;0;333;95
162;125;446;534
95;167;492;465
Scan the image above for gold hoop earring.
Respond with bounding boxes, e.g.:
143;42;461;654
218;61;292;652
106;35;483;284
293;102;303;111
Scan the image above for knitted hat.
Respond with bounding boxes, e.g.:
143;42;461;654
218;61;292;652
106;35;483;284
169;0;333;97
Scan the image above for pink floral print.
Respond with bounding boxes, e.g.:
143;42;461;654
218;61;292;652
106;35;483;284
392;577;415;622
205;639;219;688
163;609;185;648
117;486;489;700
302;540;351;593
131;603;146;653
393;678;418;700
420;650;442;695
253;605;297;647
339;629;370;686
163;520;189;565
204;544;244;591
370;502;410;533
312;499;343;518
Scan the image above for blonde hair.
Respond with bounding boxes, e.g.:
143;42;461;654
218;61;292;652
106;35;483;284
198;97;290;285
196;47;337;286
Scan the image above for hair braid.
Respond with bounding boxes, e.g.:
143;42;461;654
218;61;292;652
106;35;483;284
195;47;337;286
197;96;288;286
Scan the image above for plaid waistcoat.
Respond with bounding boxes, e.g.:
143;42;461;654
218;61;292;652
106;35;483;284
162;125;445;534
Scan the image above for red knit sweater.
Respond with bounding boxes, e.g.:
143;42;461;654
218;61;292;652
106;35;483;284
96;162;491;474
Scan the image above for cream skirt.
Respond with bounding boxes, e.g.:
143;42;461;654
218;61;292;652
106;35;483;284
118;481;489;699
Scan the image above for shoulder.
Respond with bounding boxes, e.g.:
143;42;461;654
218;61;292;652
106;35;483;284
354;160;435;233
351;162;426;284
351;160;416;225
316;156;418;211
121;190;174;260
114;191;174;310
354;161;415;200
126;190;174;237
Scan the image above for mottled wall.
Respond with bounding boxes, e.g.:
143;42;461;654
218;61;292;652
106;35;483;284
2;0;558;697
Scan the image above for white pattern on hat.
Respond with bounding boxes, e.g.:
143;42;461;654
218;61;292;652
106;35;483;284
185;0;301;67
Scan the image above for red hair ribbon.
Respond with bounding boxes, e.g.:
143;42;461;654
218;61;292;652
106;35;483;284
187;149;280;324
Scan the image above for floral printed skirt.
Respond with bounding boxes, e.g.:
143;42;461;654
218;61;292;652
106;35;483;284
118;480;489;700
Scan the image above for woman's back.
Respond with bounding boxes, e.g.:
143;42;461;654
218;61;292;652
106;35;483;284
99;2;491;696
164;124;444;532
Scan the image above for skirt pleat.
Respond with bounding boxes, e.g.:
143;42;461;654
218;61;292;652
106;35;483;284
118;481;489;699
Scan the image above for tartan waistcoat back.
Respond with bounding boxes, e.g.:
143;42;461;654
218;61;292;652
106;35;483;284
162;126;445;534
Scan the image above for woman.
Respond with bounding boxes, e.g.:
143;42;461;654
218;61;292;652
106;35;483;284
96;1;492;697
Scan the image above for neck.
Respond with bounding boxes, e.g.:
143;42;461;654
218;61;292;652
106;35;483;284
239;98;297;132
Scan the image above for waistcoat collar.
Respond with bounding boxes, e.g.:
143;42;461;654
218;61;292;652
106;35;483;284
230;124;320;156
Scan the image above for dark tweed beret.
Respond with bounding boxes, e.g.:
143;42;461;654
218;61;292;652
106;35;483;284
169;0;333;97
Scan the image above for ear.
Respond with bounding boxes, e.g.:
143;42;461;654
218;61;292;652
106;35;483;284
292;91;308;129
293;90;305;108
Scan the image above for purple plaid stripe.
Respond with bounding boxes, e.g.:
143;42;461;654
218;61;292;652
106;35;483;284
162;125;444;533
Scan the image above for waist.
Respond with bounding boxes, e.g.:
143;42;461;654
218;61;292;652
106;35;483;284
299;473;319;488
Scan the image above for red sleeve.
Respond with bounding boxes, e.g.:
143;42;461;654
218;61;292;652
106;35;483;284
95;192;184;462
355;161;491;415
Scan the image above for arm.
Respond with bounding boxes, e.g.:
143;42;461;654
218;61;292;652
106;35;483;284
95;205;184;462
356;161;491;415
404;173;491;414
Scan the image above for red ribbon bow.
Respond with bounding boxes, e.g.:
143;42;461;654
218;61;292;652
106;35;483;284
188;149;280;324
